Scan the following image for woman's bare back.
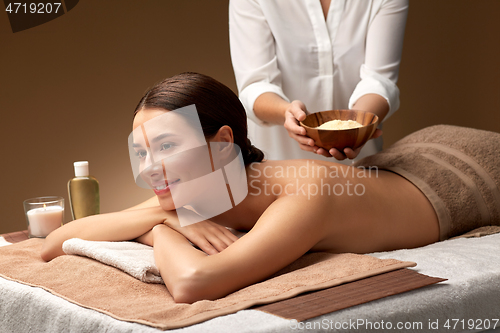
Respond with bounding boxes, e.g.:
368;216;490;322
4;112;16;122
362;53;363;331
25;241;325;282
215;159;440;254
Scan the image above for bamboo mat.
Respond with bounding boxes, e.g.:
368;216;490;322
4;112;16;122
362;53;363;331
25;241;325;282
254;268;445;321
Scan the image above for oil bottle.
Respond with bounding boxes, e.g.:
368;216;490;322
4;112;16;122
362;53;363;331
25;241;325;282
67;161;100;220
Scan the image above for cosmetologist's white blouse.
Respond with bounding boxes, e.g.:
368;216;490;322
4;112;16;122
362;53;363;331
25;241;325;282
229;0;409;162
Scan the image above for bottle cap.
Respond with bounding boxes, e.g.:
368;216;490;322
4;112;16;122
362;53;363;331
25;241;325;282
74;161;89;177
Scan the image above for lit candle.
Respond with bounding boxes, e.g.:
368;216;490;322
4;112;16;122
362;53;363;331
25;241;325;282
27;204;64;238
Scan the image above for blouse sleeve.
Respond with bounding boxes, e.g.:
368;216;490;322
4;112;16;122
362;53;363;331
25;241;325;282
229;0;290;126
348;0;409;121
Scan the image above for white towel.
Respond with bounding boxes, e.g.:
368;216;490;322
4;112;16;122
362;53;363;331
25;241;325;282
0;236;12;247
62;238;163;284
61;230;245;285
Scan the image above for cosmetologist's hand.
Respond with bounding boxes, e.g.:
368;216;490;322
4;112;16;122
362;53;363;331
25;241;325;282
327;128;383;160
284;101;383;159
284;100;324;154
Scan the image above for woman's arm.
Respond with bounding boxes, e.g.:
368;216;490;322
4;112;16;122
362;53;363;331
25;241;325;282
252;92;290;125
329;0;408;160
352;93;389;121
122;195;160;211
230;1;323;155
151;194;328;303
348;0;409;120
229;0;290;126
41;204;239;261
41;206;170;261
254;94;322;154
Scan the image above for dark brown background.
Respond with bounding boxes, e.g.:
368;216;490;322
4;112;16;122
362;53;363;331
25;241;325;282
1;0;499;233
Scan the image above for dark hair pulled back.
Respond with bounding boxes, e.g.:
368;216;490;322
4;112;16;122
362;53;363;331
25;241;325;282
134;72;264;165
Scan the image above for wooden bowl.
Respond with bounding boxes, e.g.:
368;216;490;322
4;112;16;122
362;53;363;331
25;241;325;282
300;110;379;151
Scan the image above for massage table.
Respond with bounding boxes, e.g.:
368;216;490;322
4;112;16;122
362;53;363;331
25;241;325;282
1;231;499;333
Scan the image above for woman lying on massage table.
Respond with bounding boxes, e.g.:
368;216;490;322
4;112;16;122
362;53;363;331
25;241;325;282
41;72;500;303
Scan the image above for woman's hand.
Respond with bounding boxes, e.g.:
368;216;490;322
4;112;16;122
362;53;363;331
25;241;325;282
284;100;383;159
162;209;239;255
326;128;383;160
284;100;323;154
328;93;388;160
168;220;239;255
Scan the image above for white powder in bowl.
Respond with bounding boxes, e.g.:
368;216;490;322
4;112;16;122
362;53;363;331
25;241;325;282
316;119;363;130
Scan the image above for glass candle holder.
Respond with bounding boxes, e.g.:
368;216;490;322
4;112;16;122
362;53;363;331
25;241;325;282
23;196;64;238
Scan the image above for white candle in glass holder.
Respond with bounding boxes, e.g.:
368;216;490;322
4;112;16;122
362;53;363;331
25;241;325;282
27;204;64;237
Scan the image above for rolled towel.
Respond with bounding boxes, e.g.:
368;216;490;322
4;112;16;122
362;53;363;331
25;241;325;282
62;238;163;284
355;125;500;240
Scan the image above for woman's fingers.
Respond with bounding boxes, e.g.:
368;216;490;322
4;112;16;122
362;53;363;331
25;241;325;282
315;148;333;158
196;222;240;254
223;228;240;242
211;225;240;248
205;234;231;253
328;148;347;160
285;112;317;149
289;131;315;147
196;232;234;255
168;218;242;255
285;100;337;157
284;111;307;136
371;129;383;139
343;146;363;159
284;100;309;136
193;236;219;255
340;129;382;159
289;100;308;120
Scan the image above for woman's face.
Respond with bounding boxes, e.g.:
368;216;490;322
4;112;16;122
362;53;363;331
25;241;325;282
132;108;212;211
